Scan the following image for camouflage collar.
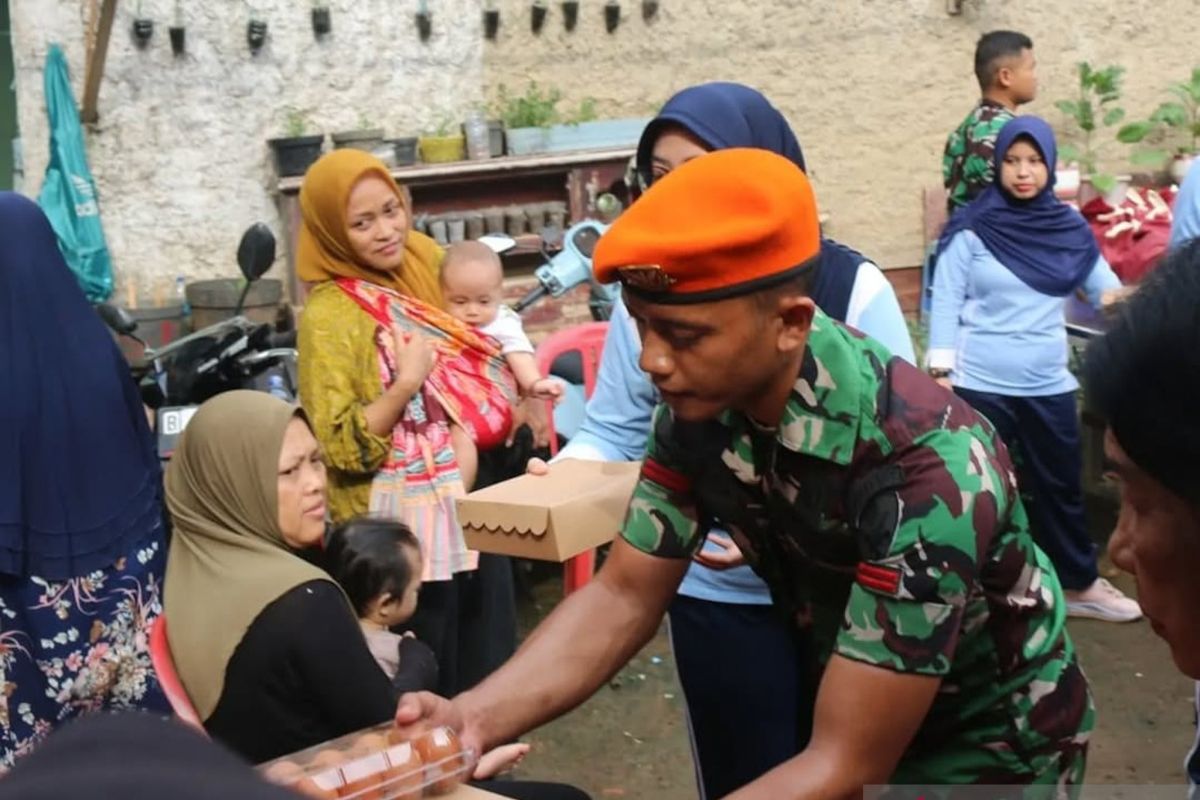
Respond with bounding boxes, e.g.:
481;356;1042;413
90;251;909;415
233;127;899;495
771;309;864;465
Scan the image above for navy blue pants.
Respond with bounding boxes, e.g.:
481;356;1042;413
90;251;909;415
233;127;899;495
954;388;1098;590
667;595;814;799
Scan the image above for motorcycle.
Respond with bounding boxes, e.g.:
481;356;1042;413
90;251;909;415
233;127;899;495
97;224;298;459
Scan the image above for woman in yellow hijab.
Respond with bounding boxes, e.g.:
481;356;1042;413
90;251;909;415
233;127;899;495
296;150;515;697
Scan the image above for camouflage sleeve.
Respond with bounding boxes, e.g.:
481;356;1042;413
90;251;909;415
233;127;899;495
959;111;1014;202
619;404;706;559
835;426;1012;676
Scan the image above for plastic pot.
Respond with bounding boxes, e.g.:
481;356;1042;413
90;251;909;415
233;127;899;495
391;137;419;166
331;129;386;152
312;7;332;36
642;0;658;20
488;120;505;157
419;135;466;163
247;19;268;51
604;1;620;33
484;8;500;39
532;2;548;33
561;0;579;31
269;135;325;178
416;11;433;41
169;26;186;56
504;127;550;156
132;18;153;47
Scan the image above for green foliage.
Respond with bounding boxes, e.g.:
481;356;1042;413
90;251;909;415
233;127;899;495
1054;62;1127;188
495;82;562;129
282;107;309;138
1117;67;1200;163
564;97;599;126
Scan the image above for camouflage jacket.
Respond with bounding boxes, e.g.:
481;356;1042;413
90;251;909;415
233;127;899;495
942;99;1015;214
622;310;1092;785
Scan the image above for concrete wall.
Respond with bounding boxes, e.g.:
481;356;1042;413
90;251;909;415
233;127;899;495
10;0;1197;307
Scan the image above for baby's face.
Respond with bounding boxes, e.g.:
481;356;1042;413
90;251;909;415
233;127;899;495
443;259;503;327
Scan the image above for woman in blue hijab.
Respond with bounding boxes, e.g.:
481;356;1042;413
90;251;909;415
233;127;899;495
929;117;1139;624
538;82;914;798
0;192;170;767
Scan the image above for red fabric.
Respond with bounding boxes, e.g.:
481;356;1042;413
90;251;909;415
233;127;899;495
1080;187;1177;284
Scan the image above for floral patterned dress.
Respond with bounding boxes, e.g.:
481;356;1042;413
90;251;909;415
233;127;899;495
0;532;170;769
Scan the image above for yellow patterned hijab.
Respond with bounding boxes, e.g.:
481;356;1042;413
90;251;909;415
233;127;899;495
297;149;443;306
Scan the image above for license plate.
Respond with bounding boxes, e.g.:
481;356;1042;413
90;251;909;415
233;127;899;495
157;405;199;459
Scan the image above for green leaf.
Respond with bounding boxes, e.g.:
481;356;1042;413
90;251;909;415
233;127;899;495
1130;149;1169;166
1154;102;1189;127
1078;101;1096;132
1103;107;1126;126
1059;144;1082;164
1055;100;1079;118
1091;173;1117;194
1117;121;1154;143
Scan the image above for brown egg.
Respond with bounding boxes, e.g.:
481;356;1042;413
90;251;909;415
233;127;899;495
303;749;346;799
261;759;306;786
338;749;388;800
411;727;467;796
382;741;425;800
293;776;340;800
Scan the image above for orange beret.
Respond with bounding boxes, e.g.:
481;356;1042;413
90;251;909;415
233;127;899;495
593;148;821;303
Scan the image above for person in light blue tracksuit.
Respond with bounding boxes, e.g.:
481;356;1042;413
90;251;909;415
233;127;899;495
539;83;915;799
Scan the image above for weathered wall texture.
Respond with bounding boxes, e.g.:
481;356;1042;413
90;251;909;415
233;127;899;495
11;0;483;304
10;0;1198;305
479;0;1198;268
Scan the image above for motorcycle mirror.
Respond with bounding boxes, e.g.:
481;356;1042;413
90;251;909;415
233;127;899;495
236;223;277;283
477;234;516;254
96;303;139;336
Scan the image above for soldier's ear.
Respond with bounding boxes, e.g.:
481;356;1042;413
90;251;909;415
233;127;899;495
776;296;815;354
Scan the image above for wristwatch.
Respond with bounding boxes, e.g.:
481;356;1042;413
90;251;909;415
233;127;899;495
928;368;951;379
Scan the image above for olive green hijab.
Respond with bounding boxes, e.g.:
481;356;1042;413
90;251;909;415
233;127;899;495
163;391;339;720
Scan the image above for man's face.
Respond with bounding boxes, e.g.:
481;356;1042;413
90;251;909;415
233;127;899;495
1105;429;1200;677
1001;48;1038;105
624;291;811;422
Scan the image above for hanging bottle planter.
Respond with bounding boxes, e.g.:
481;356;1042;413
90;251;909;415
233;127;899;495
312;5;332;37
604;1;621;33
416;0;433;42
642;0;658;21
531;1;548;34
561;0;579;31
132;18;154;47
483;7;500;39
247;19;269;52
169;0;185;56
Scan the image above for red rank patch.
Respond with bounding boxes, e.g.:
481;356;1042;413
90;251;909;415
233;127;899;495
856;562;901;596
641;458;691;495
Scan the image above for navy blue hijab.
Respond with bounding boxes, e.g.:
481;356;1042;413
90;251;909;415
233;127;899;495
0;193;162;579
936;116;1100;296
635;82;862;321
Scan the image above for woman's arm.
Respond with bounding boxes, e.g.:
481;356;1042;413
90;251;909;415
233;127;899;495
845;261;917;364
926;231;973;375
556;298;658;463
1082;254;1123;308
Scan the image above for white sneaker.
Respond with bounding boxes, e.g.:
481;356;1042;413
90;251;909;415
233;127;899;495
1065;578;1143;622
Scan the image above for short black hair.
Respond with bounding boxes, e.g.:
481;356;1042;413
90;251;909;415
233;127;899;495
1084;239;1200;504
325;518;421;617
974;30;1033;91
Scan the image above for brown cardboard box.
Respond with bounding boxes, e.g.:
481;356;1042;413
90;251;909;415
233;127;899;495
456;459;641;562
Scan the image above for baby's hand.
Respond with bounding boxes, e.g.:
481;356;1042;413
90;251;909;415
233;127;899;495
526;377;564;404
473;743;531;779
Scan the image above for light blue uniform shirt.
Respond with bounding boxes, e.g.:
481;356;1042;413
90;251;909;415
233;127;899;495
556;261;915;605
928;230;1120;396
1171;158;1200;250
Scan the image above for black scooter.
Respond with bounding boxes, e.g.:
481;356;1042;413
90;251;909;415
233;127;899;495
97;224;297;459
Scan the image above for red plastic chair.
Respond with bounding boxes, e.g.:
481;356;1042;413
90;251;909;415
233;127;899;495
149;616;205;732
534;322;609;595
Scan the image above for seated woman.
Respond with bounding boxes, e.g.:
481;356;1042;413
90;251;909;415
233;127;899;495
163;391;586;799
297;150;520;696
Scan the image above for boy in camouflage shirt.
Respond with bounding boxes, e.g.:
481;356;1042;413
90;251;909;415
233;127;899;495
943;31;1038;214
393;149;1092;797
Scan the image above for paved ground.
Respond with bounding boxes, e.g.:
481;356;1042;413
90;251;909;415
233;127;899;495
504;496;1195;798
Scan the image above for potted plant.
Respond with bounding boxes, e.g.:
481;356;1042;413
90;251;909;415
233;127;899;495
604;0;621;33
415;0;433;42
1054;62;1128;197
532;0;549;34
268;109;324;178
561;0;579;31
388;135;419;167
545;97;651;153
311;2;332;37
332;114;386;152
484;1;500;39
132;1;153;47
1117;67;1200;184
642;0;658;20
497;82;561;155
418;117;466;164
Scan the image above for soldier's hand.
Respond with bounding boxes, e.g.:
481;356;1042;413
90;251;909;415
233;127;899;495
693;533;747;570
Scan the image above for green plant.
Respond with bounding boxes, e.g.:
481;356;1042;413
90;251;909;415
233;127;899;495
427;115;456;137
1054;62;1127;193
564;97;599;126
495;82;562;129
282;107;309;138
1117;67;1200;165
356;112;377;131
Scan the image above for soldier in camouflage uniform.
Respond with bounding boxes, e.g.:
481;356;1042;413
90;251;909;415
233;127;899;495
943;31;1037;214
393;149;1092;797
